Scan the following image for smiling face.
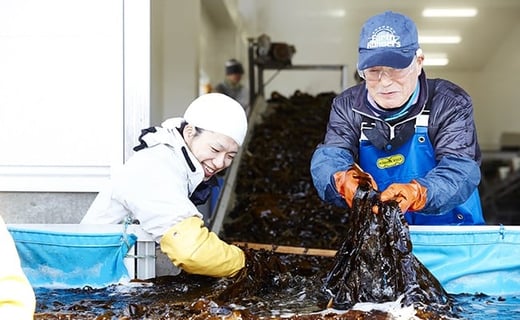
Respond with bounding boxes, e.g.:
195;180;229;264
183;124;239;180
364;54;424;109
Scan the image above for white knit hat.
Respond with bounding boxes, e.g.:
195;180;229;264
183;93;248;146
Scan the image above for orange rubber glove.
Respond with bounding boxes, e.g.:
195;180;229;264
379;180;427;214
334;168;378;207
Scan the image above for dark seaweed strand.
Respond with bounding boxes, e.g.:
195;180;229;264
322;183;453;316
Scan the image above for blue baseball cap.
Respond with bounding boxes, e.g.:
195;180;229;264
357;11;419;70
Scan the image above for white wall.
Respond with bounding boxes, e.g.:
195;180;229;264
151;0;200;126
200;0;249;96
427;21;520;150
0;0;125;192
200;7;234;90
473;22;520;150
0;0;150;222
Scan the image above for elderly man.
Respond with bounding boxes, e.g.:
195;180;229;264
310;11;484;225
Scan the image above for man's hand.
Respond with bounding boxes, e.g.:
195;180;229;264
377;180;427;214
334;166;378;207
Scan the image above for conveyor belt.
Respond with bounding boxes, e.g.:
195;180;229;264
209;95;269;235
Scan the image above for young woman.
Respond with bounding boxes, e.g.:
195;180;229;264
81;93;248;277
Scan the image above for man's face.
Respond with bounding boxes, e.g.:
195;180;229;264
184;125;239;180
227;73;242;85
363;55;423;109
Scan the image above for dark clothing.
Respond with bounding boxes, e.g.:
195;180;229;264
310;70;483;221
214;80;249;115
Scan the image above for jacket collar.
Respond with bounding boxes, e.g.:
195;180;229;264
137;120;205;193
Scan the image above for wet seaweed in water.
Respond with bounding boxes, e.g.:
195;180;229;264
322;181;453;315
214;247;290;304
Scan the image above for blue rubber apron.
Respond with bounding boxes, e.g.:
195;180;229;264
359;112;484;225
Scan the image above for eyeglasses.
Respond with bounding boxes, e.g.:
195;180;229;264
358;59;417;82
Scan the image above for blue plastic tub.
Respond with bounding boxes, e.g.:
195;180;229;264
411;225;520;295
9;225;137;288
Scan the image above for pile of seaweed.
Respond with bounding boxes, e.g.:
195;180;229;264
223;90;348;249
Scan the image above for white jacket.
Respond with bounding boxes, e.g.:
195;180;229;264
81;119;205;242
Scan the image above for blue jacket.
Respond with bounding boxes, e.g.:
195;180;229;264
310;70;482;215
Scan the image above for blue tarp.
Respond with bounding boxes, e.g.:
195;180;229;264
8;227;137;289
411;226;520;296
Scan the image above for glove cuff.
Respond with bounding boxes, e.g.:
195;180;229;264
409;180;427;211
333;170;355;207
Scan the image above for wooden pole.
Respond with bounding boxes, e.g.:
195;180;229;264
232;242;337;257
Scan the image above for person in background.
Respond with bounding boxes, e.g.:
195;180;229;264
310;11;484;225
214;59;250;115
81;93;248;278
0;215;36;319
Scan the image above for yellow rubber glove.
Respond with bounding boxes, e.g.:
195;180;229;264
0;216;36;320
160;216;245;278
334;168;378;207
379;180;428;214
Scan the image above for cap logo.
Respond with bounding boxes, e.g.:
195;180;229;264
366;26;401;49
